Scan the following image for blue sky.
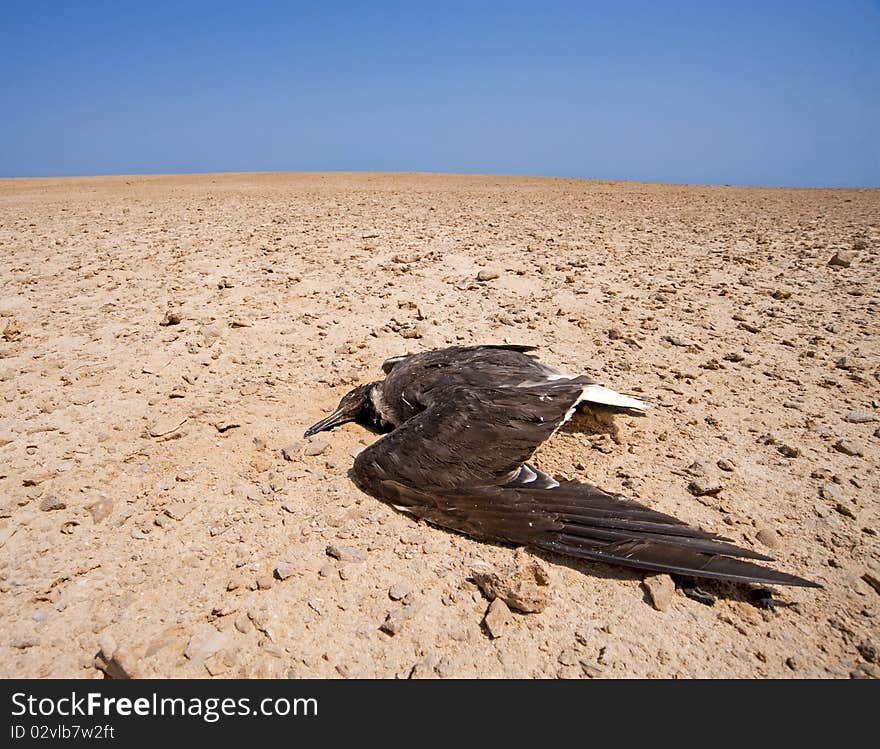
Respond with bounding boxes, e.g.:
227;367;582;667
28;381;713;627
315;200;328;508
1;1;878;185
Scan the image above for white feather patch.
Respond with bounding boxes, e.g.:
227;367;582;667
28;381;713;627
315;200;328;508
577;384;647;411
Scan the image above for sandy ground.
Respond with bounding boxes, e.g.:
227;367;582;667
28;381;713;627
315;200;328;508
0;172;877;679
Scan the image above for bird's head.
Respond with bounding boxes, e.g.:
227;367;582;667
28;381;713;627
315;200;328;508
303;382;376;438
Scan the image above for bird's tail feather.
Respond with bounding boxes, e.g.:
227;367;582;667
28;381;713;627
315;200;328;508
521;480;819;587
578;384;647;412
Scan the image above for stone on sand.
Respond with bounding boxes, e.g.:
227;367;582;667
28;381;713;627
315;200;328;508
644;574;676;611
483;597;512;638
472;554;551;613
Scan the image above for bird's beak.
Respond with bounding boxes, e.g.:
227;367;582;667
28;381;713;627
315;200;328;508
303;409;349;438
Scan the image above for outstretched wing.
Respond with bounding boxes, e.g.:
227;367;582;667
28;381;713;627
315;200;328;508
353;383;818;588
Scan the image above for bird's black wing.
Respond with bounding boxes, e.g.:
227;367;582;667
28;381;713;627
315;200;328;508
382;344;539;373
353;382;818;588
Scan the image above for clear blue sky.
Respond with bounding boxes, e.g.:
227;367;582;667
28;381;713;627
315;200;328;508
2;1;878;185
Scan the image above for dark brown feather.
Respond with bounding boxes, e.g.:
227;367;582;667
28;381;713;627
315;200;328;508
353;380;818;588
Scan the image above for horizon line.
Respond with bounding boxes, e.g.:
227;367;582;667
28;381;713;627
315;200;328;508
0;168;877;191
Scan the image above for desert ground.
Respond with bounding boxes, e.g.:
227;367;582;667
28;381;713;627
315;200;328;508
0;172;877;679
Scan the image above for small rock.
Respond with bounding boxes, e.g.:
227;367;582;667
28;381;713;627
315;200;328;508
97;632;117;662
250;455;271;473
777;444;800;458
476;269;500;281
820;483;842;501
11;637;39;650
845;411;876;424
234;613;251;633
663;334;697;347
95;646;139;679
204;654;230;677
304;441;329;457
213;420;240;433
409;653;441;679
643;574;675;611
716;458;736;472
685;461;707;476
326;543;366;563
835;502;856;519
227;575;247;591
281;444;301;461
2;319;22;342
755;526;780;550
22;472;54;486
483;598;512;639
86;497;114;523
471;554;551;613
163;503;192;521
380;606;419;636
229;318;252;328
160;309;183;326
318;562;335;578
147;414;188;437
828;250;854;268
399;325;424;339
688;479;721;496
274;562;295;581
184;624;230;666
834;439;864;457
389;583;412;601
857;640;878;664
256;573;274;590
39;496;66;512
862;571;880;596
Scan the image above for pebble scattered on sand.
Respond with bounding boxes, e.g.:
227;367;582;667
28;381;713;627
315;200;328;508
38;496;66;512
688;478;722;496
472;555;551;613
845;411;876;424
159;309;183;326
834;439;864;457
388;583;412;601
828;250;854;268
326;544;367;563
380;606;419;636
147;414;188;437
643;574;676;611
755;526;780;550
483;598;512;638
274;562;296;581
304;440;328;457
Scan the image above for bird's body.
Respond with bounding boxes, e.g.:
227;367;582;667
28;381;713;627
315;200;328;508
305;345;818;588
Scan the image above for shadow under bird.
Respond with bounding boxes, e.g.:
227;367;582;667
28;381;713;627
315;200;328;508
304;344;818;588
